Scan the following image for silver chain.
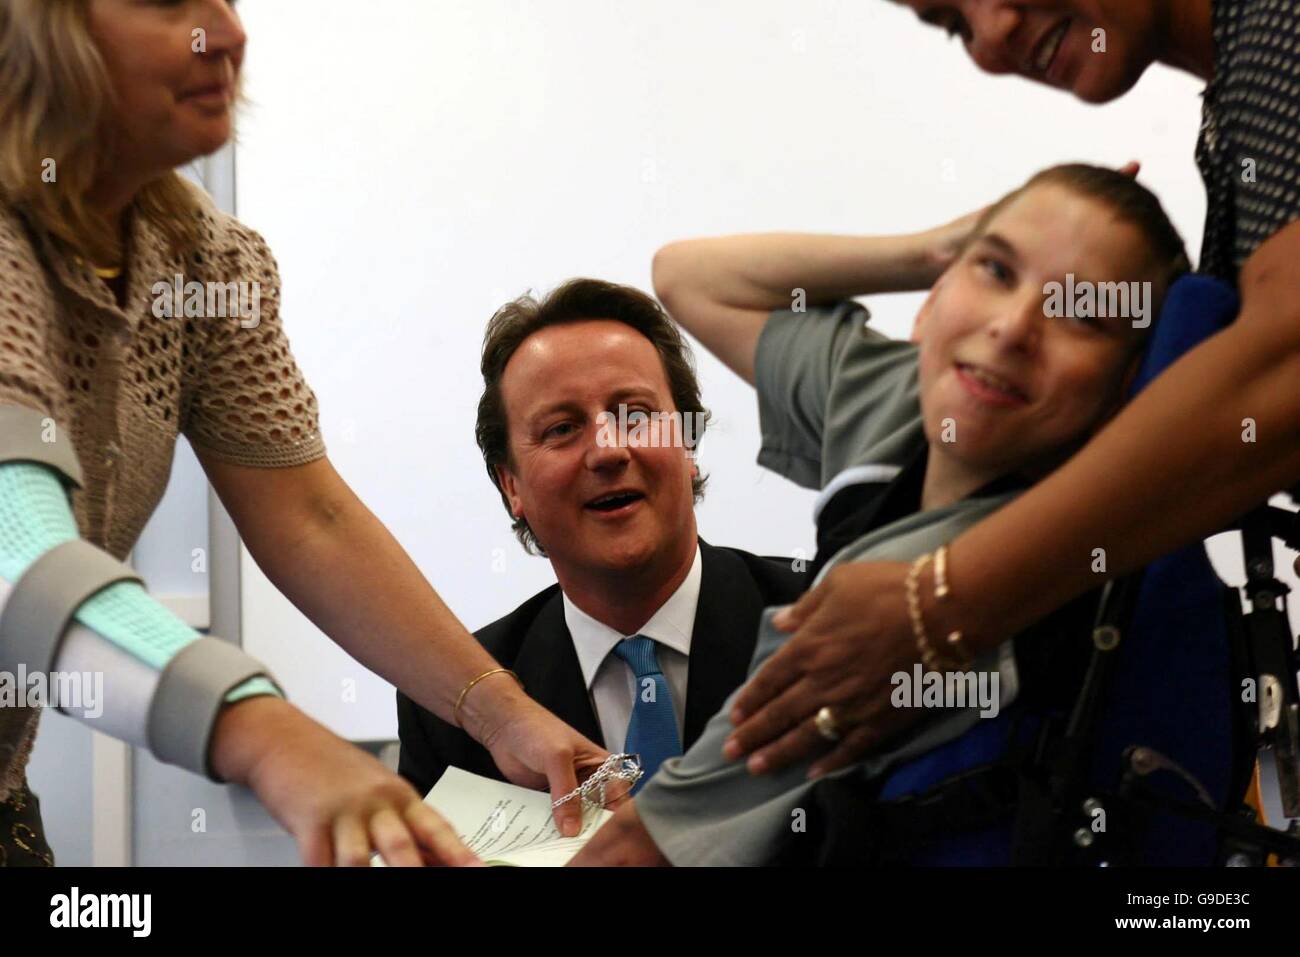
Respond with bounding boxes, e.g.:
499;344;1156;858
551;753;643;810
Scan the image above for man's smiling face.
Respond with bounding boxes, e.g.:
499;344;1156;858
495;320;699;580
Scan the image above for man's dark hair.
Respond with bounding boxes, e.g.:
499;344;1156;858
477;278;711;555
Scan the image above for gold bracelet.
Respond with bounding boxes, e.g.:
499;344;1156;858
931;543;972;665
934;543;952;598
453;668;522;729
904;554;941;670
905;553;971;672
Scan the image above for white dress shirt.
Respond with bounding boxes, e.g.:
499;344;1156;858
561;544;703;751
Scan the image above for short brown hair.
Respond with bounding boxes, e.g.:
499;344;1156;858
967;163;1191;314
477;278;711;555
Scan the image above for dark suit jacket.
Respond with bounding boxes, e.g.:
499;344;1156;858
396;539;807;796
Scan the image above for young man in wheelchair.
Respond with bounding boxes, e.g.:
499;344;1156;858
569;163;1228;865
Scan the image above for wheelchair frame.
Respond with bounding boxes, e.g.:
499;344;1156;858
1034;489;1300;866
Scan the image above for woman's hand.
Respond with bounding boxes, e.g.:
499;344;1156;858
723;561;926;779
470;689;617;836
212;696;478;867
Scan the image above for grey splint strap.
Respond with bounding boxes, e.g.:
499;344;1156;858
0;405;84;488
148;637;278;781
0;539;142;676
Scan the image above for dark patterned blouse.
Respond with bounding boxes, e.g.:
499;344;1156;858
1196;0;1300;280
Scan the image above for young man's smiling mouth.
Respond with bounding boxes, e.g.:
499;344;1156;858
954;361;1031;407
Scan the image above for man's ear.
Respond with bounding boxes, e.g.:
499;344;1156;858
495;463;524;518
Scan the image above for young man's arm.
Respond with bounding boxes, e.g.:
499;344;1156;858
653;165;1140;385
652;226;964;384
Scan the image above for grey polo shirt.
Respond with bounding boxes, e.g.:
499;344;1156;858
755;300;925;498
633;304;1024;866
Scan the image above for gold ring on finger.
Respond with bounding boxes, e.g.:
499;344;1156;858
814;706;841;742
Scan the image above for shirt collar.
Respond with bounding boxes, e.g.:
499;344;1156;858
562;543;703;691
810;444;1032;582
897;444;1032;512
28;201;179;330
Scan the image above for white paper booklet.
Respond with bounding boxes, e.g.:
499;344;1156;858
421;766;612;867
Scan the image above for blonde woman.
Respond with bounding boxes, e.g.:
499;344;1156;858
0;0;606;867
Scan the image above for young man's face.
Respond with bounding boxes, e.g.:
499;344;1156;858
893;0;1167;103
496;320;699;581
915;183;1152;478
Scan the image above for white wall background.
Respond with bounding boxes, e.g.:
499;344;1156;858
228;0;1232;740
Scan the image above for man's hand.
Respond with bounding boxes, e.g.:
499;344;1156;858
211;695;478;866
725;561;924;778
568;801;670;867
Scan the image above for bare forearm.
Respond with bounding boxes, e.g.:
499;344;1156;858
250;494;515;732
653;230;945;383
210;694;303;784
654;231;940;315
947;317;1300;646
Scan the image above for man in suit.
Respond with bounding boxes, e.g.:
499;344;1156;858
397;279;806;798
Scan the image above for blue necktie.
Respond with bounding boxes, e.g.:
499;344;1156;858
612;635;682;793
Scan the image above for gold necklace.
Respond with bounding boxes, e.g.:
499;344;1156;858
73;256;123;280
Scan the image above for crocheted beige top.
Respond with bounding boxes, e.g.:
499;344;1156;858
0;180;326;802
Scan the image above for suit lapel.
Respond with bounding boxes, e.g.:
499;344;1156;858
511;592;605;747
682;540;763;748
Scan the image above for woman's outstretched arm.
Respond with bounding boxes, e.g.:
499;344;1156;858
198;449;611;837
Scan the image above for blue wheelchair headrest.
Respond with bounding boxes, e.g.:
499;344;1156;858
1129;273;1240;396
